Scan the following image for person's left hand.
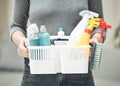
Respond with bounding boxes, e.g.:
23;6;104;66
90;33;103;44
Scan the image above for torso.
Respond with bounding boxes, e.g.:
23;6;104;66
29;0;88;35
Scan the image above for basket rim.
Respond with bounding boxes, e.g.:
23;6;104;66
27;45;90;49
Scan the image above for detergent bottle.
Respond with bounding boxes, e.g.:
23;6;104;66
74;18;101;46
38;25;51;46
27;23;39;46
68;10;99;45
58;27;65;37
54;27;68;45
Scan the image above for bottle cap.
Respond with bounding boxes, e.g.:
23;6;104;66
58;27;64;31
27;23;39;37
40;25;47;32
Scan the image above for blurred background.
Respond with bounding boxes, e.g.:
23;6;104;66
0;0;120;86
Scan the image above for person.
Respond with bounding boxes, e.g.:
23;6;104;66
9;0;104;86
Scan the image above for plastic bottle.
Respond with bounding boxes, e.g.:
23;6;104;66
58;27;65;37
54;27;68;45
68;10;99;45
39;25;51;46
29;34;39;46
27;23;39;46
74;18;100;46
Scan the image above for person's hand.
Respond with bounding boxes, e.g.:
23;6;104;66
90;33;103;44
89;33;103;58
17;38;29;58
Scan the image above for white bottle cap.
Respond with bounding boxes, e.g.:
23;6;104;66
40;25;47;32
27;23;39;38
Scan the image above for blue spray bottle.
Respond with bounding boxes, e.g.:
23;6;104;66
39;25;51;46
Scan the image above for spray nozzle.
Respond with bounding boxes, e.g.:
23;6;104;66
79;10;99;18
87;18;101;32
99;19;112;40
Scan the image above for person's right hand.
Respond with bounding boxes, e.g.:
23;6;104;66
17;38;29;58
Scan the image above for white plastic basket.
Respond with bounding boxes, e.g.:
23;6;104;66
28;46;90;74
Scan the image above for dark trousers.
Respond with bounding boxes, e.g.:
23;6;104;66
21;58;95;86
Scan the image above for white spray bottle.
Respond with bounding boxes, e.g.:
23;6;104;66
27;23;39;46
68;10;99;45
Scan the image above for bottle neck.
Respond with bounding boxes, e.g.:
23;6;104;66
85;29;92;34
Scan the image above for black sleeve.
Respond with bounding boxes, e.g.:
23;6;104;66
9;0;30;38
88;0;103;18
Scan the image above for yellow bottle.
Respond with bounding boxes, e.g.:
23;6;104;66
74;18;101;46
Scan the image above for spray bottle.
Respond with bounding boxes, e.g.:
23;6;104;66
27;23;39;46
90;19;112;70
39;25;51;46
68;10;99;45
74;18;101;46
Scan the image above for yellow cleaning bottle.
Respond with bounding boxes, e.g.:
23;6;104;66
74;18;101;46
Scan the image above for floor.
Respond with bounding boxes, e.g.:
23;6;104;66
0;71;23;86
94;77;120;86
0;71;120;86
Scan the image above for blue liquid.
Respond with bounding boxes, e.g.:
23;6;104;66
29;39;39;46
39;32;51;46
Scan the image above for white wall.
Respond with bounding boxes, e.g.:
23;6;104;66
0;0;8;43
0;0;24;70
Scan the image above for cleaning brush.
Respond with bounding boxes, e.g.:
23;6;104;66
90;42;103;70
90;19;112;70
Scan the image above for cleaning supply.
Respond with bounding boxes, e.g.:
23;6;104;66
90;42;102;70
58;27;65;37
99;19;112;40
39;25;51;46
68;10;99;45
90;19;112;70
54;27;68;45
74;18;101;46
27;23;39;46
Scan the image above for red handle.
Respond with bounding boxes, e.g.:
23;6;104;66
99;19;112;40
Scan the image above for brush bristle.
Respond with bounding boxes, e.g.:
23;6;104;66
91;43;103;70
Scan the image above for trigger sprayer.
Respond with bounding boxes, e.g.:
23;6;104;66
99;19;112;40
74;18;101;46
68;10;99;45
